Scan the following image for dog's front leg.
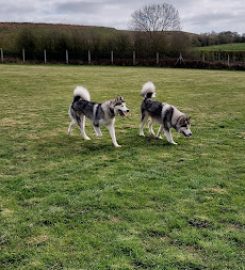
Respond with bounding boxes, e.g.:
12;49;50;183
163;128;177;145
107;123;121;148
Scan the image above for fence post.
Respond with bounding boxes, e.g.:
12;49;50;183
66;50;69;64
0;48;3;63
88;50;91;64
227;54;230;67
133;51;136;65
156;52;159;65
22;48;25;63
202;53;205;62
111;50;114;65
44;49;47;64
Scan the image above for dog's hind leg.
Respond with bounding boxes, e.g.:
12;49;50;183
163;128;177;145
139;112;148;137
107;122;121;148
156;125;164;139
148;118;155;136
93;126;102;137
67;120;76;135
79;115;91;140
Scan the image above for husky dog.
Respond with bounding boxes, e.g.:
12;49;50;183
139;81;192;144
68;86;129;147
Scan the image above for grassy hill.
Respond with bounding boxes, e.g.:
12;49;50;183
197;43;245;52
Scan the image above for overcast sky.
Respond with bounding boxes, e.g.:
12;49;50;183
0;0;244;34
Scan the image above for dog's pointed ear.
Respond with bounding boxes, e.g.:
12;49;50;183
186;116;191;123
115;96;124;103
110;100;115;107
178;115;185;125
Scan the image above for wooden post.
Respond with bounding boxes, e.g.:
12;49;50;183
0;48;3;63
22;48;25;63
202;53;205;62
133;51;136;65
111;50;114;65
88;50;91;64
227;54;230;67
156;52;159;65
66;50;69;64
44;49;47;64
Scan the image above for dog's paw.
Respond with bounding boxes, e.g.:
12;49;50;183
114;144;122;148
139;133;145;137
84;137;91;140
171;141;178;145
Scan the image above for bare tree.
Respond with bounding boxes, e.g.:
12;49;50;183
131;2;181;32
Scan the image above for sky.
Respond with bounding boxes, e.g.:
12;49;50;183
0;0;244;34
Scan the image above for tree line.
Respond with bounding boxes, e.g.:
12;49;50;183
2;27;194;62
2;27;244;64
195;31;245;47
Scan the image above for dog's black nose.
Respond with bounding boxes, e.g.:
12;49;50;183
126;110;129;112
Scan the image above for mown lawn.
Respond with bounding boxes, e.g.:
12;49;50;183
0;65;244;270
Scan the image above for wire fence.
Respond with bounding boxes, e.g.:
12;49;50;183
1;48;245;70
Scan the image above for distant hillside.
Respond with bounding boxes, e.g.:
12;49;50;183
0;22;198;50
0;22;118;50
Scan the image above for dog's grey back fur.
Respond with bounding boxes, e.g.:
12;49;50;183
140;81;192;139
70;88;126;127
141;99;184;129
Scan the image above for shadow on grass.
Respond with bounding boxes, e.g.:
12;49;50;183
34;130;176;157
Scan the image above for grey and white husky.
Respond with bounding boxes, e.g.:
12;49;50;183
139;81;192;144
68;86;129;147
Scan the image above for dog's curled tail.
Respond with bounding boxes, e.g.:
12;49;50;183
73;86;91;101
140;81;156;99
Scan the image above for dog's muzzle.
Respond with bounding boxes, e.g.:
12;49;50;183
179;127;192;137
118;109;129;116
183;130;192;137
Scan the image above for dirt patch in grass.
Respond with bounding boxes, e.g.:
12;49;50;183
0;118;17;127
27;235;49;246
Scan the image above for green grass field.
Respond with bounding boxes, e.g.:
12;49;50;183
0;65;244;270
197;43;245;52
